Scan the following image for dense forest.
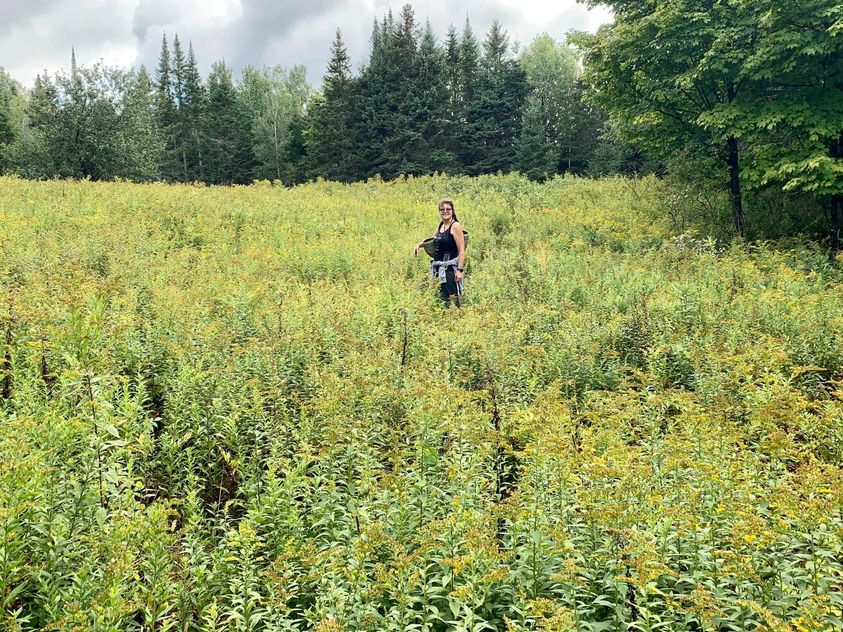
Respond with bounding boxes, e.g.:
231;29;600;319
0;0;841;243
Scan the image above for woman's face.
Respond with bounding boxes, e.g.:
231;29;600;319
439;202;453;221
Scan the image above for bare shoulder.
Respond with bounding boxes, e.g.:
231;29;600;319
451;221;464;234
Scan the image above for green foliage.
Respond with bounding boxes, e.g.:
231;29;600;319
0;68;20;173
579;0;842;241
517;35;602;178
13;62;162;181
241;65;311;182
308;29;357;182
577;0;757;234
204;62;255;184
717;0;843;198
1;174;842;630
0;70;15;146
462;21;528;175
587;118;662;178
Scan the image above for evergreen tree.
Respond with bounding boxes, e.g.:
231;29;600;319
444;25;461;113
462;21;527;174
458;17;480;110
353;19;395;178
172;34;186;106
455;17;482;171
353;5;452;178
117;66;164;180
443;25;462;169
383;4;422;176
413;21;454;172
309;29;357;181
203;62;254;184
171;34;189;180
283;110;309;184
181;42;206;180
155;34;180;180
516;95;555;180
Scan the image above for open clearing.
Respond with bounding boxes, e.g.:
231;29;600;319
1;175;842;630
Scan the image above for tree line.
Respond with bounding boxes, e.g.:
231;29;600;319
0;0;839;244
0;8;608;187
576;0;842;245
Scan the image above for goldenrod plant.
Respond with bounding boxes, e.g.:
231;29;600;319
0;173;841;630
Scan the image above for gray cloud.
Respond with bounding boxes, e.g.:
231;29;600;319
229;0;347;69
132;0;183;43
0;0;58;31
1;0;612;87
1;0;136;81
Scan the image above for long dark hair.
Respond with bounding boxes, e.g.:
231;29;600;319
439;198;459;224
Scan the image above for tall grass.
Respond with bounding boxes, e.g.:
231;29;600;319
1;174;841;631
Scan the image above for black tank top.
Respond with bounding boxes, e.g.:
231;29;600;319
433;222;458;261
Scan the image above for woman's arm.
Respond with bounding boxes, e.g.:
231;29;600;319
452;222;465;280
413;225;441;256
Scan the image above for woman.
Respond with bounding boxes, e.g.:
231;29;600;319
413;198;465;308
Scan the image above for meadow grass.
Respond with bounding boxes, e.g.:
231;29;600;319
1;174;841;631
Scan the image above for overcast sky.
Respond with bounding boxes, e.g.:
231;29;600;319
0;0;612;87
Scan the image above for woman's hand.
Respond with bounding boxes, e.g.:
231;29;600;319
455;270;463;283
413;242;421;256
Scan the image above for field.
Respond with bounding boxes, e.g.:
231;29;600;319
1;174;842;631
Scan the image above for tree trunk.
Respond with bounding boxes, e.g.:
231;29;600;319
725;82;745;237
272;115;281;182
726;136;745;237
830;131;843;252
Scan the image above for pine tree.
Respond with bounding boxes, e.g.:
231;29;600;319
462;21;527;174
181;42;206;180
383;4;422;176
353;20;393;178
172;35;186;107
309;29;357;181
456;17;482;171
443;24;462;169
413;21;454;173
458;17;480;112
117;66;164;181
283;110;309;184
203;62;254;184
516;95;555;180
155;34;180;180
171;34;189;180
